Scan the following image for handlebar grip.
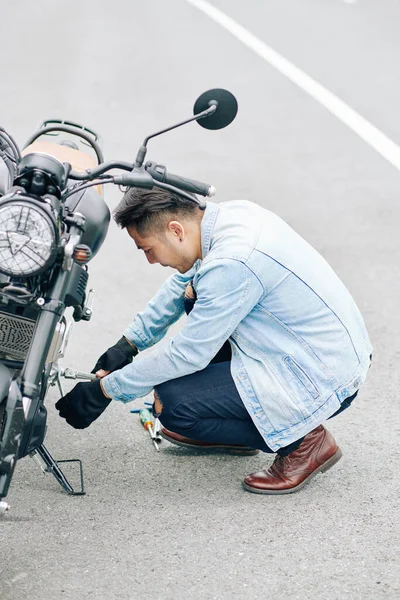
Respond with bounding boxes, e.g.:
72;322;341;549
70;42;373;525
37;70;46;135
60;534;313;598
145;162;215;198
112;172;153;188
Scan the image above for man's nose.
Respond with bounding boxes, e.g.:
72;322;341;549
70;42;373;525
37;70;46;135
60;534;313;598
146;255;157;264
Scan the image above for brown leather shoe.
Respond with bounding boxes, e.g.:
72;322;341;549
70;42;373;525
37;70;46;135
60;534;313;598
161;428;259;456
243;425;342;494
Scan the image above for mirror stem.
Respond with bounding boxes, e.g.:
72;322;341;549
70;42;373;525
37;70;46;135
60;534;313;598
134;103;218;168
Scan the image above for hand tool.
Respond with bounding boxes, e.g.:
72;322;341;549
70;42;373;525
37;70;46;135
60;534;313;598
49;364;98;397
59;368;98;381
153;417;162;443
139;409;160;451
130;401;153;414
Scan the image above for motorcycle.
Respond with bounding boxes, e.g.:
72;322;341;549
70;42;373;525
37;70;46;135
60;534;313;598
0;89;238;513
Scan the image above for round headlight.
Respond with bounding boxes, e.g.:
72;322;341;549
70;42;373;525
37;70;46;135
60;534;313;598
0;199;57;277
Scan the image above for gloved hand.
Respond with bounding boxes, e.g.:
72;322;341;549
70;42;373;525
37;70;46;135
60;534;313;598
91;336;138;375
55;379;112;429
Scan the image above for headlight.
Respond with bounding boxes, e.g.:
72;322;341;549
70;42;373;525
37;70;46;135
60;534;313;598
0;199;57;277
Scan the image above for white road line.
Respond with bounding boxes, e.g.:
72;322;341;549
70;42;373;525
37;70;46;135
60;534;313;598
185;0;400;172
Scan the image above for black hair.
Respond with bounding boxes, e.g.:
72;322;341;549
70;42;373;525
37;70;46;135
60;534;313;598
113;187;201;235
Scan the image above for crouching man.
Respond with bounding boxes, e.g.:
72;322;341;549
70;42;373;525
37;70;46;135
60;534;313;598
56;188;372;495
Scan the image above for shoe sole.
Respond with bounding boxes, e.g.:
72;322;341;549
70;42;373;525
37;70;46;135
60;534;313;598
242;447;343;494
160;431;259;456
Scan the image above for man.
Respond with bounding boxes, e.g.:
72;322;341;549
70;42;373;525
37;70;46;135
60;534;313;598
56;187;372;495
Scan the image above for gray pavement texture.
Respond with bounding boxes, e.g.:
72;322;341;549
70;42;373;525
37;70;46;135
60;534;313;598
0;0;399;599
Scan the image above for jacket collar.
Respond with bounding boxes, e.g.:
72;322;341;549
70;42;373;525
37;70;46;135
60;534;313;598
200;201;219;259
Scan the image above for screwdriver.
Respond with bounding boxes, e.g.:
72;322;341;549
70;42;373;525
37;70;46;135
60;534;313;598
139;409;160;451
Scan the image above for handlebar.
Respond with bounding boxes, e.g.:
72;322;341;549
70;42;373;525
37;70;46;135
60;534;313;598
67;160;215;201
68;160;135;180
144;162;215;197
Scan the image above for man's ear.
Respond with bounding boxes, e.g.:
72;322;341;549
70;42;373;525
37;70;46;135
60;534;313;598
168;221;185;241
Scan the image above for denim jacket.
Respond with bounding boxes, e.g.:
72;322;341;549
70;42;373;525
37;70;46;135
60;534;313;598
102;200;372;451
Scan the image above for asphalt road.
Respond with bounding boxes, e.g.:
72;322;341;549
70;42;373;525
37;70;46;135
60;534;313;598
0;1;399;598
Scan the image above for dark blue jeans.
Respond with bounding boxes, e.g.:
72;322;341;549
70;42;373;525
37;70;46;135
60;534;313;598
154;357;275;452
154;342;358;455
154;296;358;455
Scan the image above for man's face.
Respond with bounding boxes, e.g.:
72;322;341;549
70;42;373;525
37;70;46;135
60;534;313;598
127;222;199;273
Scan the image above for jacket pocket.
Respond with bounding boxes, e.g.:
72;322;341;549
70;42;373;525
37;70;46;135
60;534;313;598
283;355;320;400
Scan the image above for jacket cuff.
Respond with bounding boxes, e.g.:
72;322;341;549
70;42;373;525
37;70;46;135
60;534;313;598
123;324;149;352
101;373;125;402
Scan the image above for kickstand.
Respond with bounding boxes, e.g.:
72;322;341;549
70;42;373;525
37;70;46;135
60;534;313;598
30;444;85;496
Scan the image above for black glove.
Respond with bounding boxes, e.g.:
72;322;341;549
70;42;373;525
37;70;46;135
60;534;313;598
91;336;138;374
55;379;112;429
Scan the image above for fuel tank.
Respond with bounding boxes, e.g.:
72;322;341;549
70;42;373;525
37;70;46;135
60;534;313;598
65;187;110;259
0;161;11;196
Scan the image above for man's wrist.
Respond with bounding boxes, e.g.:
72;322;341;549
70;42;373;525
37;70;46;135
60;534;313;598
123;336;138;351
116;336;138;357
100;379;112;399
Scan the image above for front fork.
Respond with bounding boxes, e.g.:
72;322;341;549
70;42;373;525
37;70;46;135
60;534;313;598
0;380;25;506
0;277;70;506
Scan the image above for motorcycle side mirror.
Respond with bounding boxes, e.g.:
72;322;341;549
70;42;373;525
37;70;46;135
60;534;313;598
193;89;238;130
134;89;238;168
